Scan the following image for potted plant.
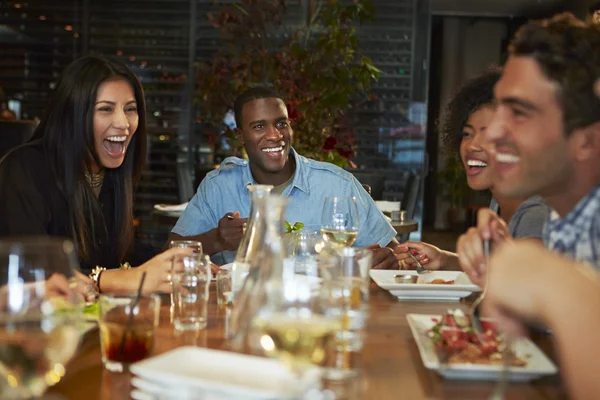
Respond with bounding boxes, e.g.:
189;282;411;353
437;153;470;230
195;0;380;168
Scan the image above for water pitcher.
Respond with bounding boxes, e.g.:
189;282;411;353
230;184;273;299
228;195;288;353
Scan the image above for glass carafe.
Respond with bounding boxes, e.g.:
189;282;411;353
228;195;288;353
230;185;273;300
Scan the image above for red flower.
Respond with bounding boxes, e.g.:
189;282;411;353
322;136;337;151
286;103;299;120
337;148;353;159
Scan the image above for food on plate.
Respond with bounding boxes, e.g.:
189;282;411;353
51;297;100;321
427;278;455;285
428;309;526;366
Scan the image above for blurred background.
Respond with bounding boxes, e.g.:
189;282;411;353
0;0;594;250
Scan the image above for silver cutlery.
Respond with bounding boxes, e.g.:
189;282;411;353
406;249;429;274
469;239;490;336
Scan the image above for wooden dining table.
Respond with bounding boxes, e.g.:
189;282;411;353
48;283;568;400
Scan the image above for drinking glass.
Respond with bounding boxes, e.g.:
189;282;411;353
0;238;83;398
321;197;360;248
168;240;203;319
169;240;202;254
171;254;211;331
98;294;160;372
216;270;232;306
253;275;342;397
320;247;372;378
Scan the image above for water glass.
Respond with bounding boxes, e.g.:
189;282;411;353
99;294;160;372
168;241;203;320
171;254;211;331
216;269;232;306
320;248;372;377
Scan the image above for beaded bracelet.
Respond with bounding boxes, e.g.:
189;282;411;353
89;262;132;293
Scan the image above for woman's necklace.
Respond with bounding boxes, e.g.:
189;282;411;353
84;169;105;188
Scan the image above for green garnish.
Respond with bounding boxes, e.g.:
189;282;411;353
83;302;99;320
284;221;305;233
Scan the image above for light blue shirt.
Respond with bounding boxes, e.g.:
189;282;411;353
172;148;397;265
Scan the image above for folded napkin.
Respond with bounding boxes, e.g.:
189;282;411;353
153;202;188;212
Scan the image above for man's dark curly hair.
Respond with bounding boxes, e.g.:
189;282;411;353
439;67;502;151
509;12;600;136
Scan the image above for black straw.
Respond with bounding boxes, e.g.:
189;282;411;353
119;272;147;357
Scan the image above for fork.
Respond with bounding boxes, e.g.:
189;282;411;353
468;240;511;399
489;336;512;400
469;239;490;336
406;249;429;275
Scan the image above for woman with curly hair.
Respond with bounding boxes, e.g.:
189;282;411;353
397;67;549;272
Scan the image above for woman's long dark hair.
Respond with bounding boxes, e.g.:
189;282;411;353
31;55;147;264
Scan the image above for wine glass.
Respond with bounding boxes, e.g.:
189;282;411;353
253;275;342;398
320;197;360;248
0;237;83;399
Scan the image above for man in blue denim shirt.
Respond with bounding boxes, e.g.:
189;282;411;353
169;87;400;267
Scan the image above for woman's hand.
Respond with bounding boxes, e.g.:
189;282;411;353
72;270;97;302
136;247;195;294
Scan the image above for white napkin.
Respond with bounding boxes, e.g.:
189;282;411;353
153;202;188;212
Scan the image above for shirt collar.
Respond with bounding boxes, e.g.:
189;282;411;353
547;181;600;231
242;147;310;195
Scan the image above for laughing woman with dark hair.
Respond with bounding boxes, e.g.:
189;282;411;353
0;55;192;295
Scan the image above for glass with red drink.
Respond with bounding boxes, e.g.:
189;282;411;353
98;294;160;372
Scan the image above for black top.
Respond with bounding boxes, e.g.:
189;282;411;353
0;142;156;274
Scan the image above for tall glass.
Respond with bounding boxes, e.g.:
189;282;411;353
171;254;211;331
321;247;372;378
0;238;83;399
321;196;360;248
168;240;203;320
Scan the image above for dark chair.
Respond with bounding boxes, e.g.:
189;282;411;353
351;171;386;200
0;120;37;160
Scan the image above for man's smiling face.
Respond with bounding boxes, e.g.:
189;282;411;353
236;97;294;184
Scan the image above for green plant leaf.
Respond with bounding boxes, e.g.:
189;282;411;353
284;221;293;233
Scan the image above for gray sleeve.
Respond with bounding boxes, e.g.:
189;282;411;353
508;199;549;239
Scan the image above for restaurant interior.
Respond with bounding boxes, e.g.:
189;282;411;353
0;0;598;399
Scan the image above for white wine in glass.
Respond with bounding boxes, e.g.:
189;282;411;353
321;196;360;248
0;238;83;399
254;313;340;371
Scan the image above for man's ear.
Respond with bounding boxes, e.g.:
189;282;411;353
234;128;244;145
571;121;600;162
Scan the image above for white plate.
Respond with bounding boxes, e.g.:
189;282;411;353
130;347;315;399
370;270;480;301
406;313;558;381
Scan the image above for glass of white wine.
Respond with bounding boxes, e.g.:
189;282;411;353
321;197;360;248
253;276;342;397
0;238;83;399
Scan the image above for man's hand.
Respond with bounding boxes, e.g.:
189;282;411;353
456;208;511;287
367;244;400;269
216;211;248;251
482;240;579;338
